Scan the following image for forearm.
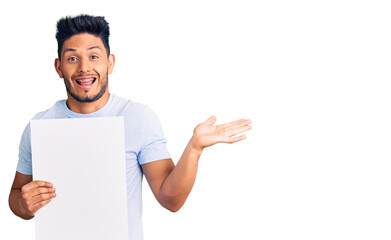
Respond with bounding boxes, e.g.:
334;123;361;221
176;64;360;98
159;137;202;212
9;189;33;220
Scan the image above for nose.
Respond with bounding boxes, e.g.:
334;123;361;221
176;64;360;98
78;57;90;73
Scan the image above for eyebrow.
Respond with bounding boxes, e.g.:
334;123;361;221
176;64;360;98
87;46;102;51
62;46;102;55
63;48;77;55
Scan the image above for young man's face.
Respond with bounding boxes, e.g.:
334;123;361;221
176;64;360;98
55;33;115;103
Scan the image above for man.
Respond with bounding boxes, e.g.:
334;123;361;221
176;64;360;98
8;15;252;239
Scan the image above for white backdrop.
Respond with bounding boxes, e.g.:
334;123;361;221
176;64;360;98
1;1;390;240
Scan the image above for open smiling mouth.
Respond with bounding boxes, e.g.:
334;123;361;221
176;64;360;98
75;77;96;88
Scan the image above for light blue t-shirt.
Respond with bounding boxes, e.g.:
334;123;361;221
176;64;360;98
17;93;171;240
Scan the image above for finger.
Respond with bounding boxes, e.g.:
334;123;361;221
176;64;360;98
29;187;56;198
30;198;53;216
224;135;247;143
22;180;53;192
219;119;251;129
31;192;57;204
225;124;253;137
205;115;217;125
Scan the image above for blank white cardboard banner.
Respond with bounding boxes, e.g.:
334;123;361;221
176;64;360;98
31;117;129;240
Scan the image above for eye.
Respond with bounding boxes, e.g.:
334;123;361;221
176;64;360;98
91;55;99;60
67;56;78;62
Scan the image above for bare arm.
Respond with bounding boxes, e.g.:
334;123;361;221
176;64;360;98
9;172;56;219
142;116;252;212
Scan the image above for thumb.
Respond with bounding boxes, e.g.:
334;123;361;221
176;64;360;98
205;115;217;125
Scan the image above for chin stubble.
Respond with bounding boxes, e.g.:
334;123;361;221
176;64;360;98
63;74;108;103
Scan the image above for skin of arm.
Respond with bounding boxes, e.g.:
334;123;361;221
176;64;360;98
142;116;252;212
9;172;56;219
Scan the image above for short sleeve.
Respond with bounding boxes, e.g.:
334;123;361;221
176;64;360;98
137;106;171;165
16;123;33;175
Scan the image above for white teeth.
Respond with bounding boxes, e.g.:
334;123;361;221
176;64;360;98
77;78;94;83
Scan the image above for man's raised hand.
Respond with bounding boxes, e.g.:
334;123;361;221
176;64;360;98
190;116;252;151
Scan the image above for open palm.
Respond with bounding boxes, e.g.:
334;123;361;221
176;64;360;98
192;116;252;150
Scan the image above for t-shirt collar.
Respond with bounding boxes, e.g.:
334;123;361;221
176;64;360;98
61;94;114;118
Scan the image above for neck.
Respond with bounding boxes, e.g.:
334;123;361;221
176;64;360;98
66;92;110;114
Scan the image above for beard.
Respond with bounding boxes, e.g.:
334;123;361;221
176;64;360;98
63;74;108;103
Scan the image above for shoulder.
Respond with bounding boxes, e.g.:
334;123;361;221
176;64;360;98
20;100;65;138
31;100;66;120
111;94;154;118
111;95;162;132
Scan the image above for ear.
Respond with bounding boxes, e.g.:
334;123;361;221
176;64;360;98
108;54;115;74
54;58;63;78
